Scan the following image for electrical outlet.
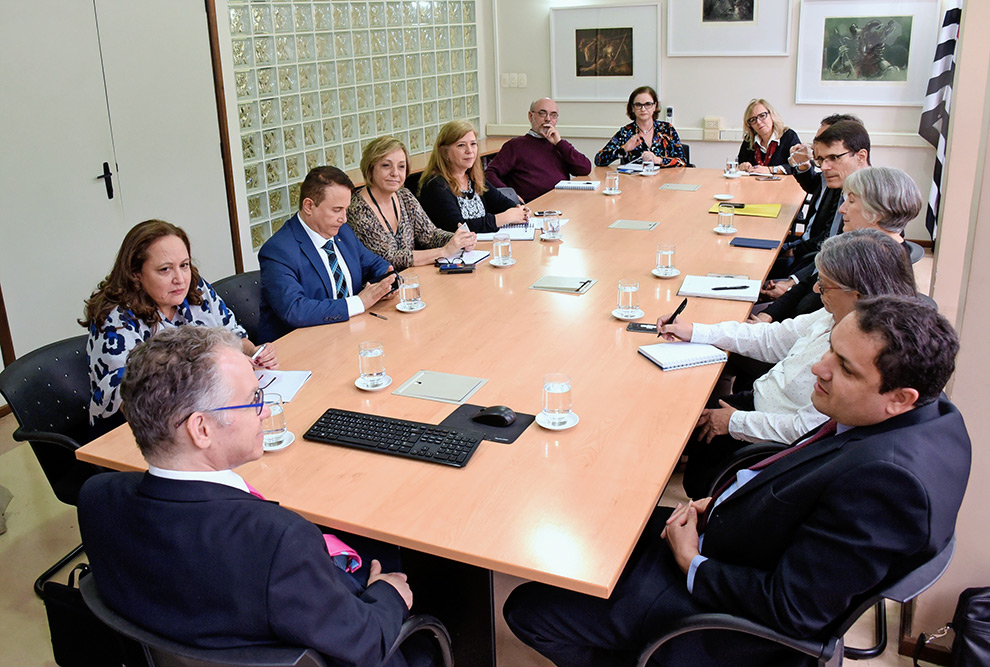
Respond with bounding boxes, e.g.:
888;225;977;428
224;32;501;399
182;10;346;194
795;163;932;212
703;116;722;129
508;73;518;87
518;73;527;88
500;73;511;88
703;129;720;141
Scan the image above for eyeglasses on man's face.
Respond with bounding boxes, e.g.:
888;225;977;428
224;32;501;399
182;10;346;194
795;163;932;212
812;150;852;168
534;109;559;120
175;388;265;428
632;101;656;110
747;110;770;126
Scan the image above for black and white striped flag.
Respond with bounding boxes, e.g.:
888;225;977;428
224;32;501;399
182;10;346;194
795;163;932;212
919;0;963;241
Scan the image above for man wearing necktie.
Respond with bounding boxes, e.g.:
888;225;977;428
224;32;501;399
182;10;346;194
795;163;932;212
78;326;431;666
259;166;396;343
505;296;970;667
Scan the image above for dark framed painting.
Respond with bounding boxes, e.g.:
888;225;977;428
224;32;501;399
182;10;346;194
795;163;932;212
575;28;633;77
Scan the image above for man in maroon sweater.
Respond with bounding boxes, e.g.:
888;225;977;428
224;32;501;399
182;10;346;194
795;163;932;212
485;97;592;203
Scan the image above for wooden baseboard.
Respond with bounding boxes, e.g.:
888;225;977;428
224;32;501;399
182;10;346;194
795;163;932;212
907;239;935;248
0;404;10;418
899;633;953;664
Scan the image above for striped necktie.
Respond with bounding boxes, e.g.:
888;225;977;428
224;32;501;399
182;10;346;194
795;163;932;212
322;239;348;299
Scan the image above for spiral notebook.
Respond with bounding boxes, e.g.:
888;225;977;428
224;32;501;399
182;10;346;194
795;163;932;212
638;342;727;371
555;180;600;191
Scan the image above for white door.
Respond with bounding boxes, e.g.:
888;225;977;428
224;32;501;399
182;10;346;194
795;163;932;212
0;0;232;359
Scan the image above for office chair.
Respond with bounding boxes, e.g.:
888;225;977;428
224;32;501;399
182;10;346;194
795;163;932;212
0;334;112;598
681;143;695;168
80;572;455;667
636;532;955;666
212;270;262;343
497;186;522;205
905;240;925;265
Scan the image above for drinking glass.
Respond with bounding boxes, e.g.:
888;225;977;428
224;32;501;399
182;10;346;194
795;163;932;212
358;341;387;388
262;393;287;447
724;157;738;176
605;170;620;194
717;204;736;233
655;243;676;276
642;161;659;175
617;278;640;317
491;232;513;265
543;216;561;240
542;373;573;427
399;272;422;308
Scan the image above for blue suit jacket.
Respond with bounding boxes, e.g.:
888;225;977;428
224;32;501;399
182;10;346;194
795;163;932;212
78;472;409;666
258;214;390;342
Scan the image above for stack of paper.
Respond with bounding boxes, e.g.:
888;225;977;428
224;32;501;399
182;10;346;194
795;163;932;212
530;276;596;294
255;370;312;401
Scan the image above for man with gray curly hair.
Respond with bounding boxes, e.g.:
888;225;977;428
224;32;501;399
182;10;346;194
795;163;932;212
78;326;428;666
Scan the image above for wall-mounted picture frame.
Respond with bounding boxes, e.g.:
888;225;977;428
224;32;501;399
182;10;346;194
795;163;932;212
550;4;660;102
796;0;939;106
667;0;791;57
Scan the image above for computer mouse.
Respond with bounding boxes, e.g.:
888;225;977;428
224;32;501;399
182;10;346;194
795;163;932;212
471;405;516;427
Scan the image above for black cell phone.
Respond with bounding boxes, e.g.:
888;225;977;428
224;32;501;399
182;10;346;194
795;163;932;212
439;264;475;274
755;175;781;181
626;322;658;333
377;269;401;293
534;210;561;217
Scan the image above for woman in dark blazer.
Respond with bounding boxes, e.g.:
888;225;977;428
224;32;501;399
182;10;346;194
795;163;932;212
736;98;801;175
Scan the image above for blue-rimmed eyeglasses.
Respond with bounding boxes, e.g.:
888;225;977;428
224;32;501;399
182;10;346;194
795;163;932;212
175;388;265;428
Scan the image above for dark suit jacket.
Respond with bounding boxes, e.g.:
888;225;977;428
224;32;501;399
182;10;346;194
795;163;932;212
696;397;970;640
258;214;391;342
78;473;409;666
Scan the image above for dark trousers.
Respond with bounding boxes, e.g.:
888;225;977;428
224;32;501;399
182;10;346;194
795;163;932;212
682;392;755;500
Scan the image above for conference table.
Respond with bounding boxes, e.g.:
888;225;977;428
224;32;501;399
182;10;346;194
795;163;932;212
77;165;805;664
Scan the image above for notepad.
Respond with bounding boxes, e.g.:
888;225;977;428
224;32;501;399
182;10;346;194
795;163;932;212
555;180;600;191
677;275;760;302
255;370;312;402
659;183;701;191
729;237;780;250
476;224;536;241
638;342;728;371
530;276;597;294
609;219;658;231
617;163;644;174
707;203;782;218
439;249;490;264
392;370;488;404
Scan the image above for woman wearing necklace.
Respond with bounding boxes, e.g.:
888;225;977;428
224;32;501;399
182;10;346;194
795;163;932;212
736;98;801;175
419;120;530;233
349;136;477;271
594;86;686;167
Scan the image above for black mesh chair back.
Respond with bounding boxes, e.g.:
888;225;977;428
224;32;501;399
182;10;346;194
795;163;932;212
213;271;269;343
212;271;262;343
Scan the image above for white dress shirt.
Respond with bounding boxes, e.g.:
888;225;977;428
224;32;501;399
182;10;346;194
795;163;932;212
297;217;365;317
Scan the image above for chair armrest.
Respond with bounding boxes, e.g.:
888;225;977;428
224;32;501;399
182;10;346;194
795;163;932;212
12;427;84;451
381;614;453;667
634;613;834;667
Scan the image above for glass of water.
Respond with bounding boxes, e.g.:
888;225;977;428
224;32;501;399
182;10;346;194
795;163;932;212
617;279;640;318
542;373;573;427
605;170;620;194
717;203;736;233
543;216;561;240
262;392;287;448
399;272;422;309
491;232;514;266
724;157;738;176
655;243;676;276
358;341;387;388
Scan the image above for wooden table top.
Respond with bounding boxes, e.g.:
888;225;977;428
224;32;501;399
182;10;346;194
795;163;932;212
77;167;805;597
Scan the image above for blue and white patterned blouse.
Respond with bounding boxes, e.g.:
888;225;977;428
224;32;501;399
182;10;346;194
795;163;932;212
87;278;247;424
594;120;686;167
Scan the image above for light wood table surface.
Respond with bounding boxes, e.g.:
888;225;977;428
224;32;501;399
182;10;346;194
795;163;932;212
77;166;805;599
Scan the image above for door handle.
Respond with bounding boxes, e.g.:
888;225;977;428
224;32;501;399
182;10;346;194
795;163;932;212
96;161;114;199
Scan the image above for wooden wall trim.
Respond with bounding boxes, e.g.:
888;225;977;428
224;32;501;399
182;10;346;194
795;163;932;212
0;280;15;365
205;0;244;274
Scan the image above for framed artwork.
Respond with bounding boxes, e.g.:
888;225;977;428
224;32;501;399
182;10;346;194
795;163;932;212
550;4;659;102
667;0;791;56
796;0;939;105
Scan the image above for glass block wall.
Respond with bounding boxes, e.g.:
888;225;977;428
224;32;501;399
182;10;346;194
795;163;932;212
228;1;481;251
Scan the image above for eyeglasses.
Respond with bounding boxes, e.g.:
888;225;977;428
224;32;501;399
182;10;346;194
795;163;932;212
632;101;656;110
175;388;265;428
812;150;852;168
817;277;853;294
535;110;559;120
747;111;770;126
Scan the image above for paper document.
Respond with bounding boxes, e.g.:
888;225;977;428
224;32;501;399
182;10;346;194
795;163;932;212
617;163;644;174
530;276;597;294
659;183;701;191
677;274;760;302
530;218;569;230
609;219;658;231
255;370;312;402
555;180;600;191
392;371;488;404
707;203;782;218
477;224;536;241
440;249;490;264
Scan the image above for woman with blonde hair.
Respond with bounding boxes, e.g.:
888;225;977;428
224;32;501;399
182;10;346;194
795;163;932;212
349;136;475;270
418;120;529;233
736;98;801;175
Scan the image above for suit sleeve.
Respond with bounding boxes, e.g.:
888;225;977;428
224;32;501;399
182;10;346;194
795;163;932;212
259;240;351;326
267;520;409;666
692;461;931;637
341;225;391;285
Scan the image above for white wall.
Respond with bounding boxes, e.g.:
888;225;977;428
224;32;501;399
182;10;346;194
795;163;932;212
485;0;935;241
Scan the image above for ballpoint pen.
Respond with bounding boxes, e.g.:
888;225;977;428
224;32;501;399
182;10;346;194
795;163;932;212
250;344;267;362
658;298;688;337
369;312;388;320
712;285;749;291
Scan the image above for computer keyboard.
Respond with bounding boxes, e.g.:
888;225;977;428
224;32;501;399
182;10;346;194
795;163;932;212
303;408;485;468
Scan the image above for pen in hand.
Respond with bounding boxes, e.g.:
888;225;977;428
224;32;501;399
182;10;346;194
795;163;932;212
658;298;689;337
250;344;267;362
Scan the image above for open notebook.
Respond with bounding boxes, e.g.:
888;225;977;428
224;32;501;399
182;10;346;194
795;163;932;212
638;342;727;371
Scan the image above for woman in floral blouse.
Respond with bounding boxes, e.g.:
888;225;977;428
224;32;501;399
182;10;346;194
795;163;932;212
594;86;686;168
82;220;277;430
349;136;475;271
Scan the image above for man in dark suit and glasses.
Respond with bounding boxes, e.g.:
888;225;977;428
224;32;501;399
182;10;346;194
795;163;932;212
504;296;970;666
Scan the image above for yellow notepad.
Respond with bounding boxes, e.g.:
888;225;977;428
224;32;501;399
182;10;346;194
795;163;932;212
707;203;782;218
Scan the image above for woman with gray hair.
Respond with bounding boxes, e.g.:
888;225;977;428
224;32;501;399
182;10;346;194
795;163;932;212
840;165;924;240
659;229;918;498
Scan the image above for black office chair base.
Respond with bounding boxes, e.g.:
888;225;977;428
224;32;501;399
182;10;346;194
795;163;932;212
843;600;887;660
34;542;86;599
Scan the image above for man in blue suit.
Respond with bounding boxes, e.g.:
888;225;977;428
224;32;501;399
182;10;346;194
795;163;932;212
78;326;430;666
505;296;970;666
259;166;395;342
